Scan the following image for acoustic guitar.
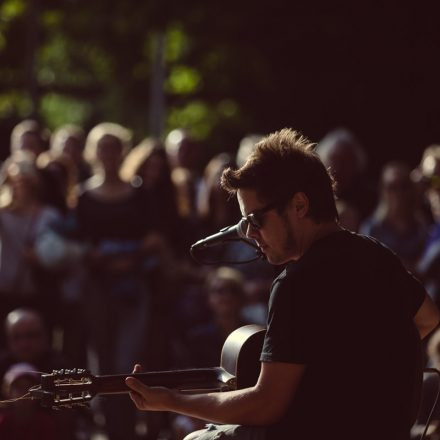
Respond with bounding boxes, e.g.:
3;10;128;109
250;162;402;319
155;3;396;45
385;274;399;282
29;324;265;409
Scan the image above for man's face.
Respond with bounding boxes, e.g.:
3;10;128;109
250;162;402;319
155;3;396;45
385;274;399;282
237;188;302;264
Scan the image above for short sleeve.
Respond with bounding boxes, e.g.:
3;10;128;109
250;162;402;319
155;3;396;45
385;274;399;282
260;270;316;364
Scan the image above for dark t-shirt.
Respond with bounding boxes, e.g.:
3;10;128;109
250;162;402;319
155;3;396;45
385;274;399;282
261;230;425;440
75;187;156;243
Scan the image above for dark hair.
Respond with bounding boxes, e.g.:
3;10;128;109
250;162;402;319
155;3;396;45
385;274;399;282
221;128;338;222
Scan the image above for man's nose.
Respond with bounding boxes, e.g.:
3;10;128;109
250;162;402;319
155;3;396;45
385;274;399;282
246;223;260;240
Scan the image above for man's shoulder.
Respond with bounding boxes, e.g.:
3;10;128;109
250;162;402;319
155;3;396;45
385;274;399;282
312;229;394;259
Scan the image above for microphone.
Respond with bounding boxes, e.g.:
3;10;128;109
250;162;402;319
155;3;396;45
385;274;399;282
190;218;250;251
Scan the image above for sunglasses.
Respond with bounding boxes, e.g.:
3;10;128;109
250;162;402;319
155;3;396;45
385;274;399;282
242;199;288;230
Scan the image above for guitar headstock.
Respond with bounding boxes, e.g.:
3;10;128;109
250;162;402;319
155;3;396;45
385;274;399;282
29;368;95;409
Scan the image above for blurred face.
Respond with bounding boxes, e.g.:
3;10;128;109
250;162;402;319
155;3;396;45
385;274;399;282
7;317;47;362
208;278;242;317
96;134;124;174
238;188;301;264
62;136;84;165
381;166;415;212
322;143;358;193
17;132;44;157
6;161;40;201
177;138;200;170
139;154;166;189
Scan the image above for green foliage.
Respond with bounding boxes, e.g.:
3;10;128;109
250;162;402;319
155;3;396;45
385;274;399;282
0;0;263;156
167;101;217;140
39;93;92;129
166;65;201;95
0;0;26;52
0;0;26;22
164;25;189;63
0;90;32;118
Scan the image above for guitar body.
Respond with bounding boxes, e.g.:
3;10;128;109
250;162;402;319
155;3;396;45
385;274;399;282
30;324;267;408
221;324;266;389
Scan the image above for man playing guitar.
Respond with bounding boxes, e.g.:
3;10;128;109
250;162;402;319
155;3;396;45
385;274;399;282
126;128;440;440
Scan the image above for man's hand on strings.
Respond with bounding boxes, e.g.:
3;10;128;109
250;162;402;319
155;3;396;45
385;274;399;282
125;364;174;411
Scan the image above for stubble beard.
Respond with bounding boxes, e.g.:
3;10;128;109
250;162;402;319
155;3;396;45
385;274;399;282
266;214;298;265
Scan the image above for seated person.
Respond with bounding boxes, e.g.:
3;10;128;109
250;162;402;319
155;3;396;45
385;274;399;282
0;308;67;391
0;362;57;439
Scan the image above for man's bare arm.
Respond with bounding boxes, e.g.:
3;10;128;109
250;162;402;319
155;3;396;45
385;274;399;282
125;361;305;426
414;293;440;339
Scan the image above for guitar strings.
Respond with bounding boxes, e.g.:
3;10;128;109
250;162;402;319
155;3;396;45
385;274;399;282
0;392;33;407
0;370;48;407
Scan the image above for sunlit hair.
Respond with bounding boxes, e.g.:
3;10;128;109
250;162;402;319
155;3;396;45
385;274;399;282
37;151;78;209
10;119;50;153
83;122;132;165
119;137;166;183
221;128;338;223
0;151;43;208
5;308;44;334
206;266;245;297
50;124;85;154
198;153;236;219
315;127;367;173
420;144;440;177
236;134;264;168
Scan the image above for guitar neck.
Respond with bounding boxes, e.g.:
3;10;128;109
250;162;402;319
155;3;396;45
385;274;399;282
93;367;236;395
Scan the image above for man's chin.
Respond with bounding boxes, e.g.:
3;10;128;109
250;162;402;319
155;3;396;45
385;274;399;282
265;253;285;265
265;251;296;265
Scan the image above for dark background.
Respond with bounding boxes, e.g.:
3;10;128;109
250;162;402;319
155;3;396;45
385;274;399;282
1;0;440;178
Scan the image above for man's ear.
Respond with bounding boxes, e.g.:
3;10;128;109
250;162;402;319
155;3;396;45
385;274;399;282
292;192;309;218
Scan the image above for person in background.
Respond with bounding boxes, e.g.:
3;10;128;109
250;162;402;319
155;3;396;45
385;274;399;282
0;308;66;392
75;122;162;440
360;161;429;272
172;267;250;439
50;124;91;184
0;151;63;328
197;152;241;238
10;119;49;159
416;145;440;308
0;362;57;440
165;129;203;237
36;151;78;215
0;309;81;440
120;137;181;252
315;127;376;228
235;135;264;169
181;266;249;368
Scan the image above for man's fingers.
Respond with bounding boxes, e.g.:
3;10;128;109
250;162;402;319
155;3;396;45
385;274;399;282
125;376;146;393
129;391;144;409
132;364;142;374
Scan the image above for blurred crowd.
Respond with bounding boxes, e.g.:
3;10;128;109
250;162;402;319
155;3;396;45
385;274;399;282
1;120;440;439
